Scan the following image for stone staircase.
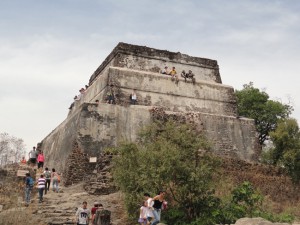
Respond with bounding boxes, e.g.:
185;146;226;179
33;198;76;225
30;169;77;224
27;180;126;225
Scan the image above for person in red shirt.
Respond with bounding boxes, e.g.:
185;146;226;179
20;156;27;165
37;151;45;169
91;202;104;224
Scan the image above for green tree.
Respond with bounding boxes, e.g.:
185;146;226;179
111;120;220;224
235;82;293;145
268;118;300;182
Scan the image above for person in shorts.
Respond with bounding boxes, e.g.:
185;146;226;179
28;146;37;166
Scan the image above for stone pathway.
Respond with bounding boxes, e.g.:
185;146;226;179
29;171;127;225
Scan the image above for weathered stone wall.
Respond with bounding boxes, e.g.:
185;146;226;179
74;67;237;116
83;153;117;195
40;103;259;177
63;141;94;186
40;43;260;186
89;42;221;84
108;67;237;115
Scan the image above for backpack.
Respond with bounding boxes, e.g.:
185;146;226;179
44;171;51;179
57;174;61;183
28;177;34;187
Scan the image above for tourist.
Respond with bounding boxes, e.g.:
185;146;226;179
51;168;59;193
95;99;99;106
170;67;177;78
77;88;85;101
161;66;170;75
91;202;103;225
130;89;137;105
150;190;166;225
28;146;38;167
75;201;91;225
106;86;115;104
144;193;154;224
44;167;51;194
170;66;179;83
24;173;34;206
37;174;46;203
37;151;45;170
138;201;148;225
20;156;27;165
69;96;78;110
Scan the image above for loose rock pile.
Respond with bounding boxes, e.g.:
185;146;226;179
83;153;117;195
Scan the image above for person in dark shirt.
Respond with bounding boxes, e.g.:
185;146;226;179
24;173;33;206
150;191;166;225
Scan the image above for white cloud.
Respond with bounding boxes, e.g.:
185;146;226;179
1;0;300;150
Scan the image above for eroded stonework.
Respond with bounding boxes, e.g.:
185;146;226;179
40;43;260;184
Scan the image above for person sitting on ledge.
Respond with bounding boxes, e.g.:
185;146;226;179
181;70;196;84
161;66;170;75
170;66;177;77
170;66;179;83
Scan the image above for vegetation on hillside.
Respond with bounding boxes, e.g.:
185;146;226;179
236;82;300;183
111;120;295;224
262;118;300;183
235;82;293;145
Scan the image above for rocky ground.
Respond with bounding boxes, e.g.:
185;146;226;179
0;165;128;225
30;182;127;225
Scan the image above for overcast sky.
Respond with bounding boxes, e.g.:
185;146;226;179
1;0;299;152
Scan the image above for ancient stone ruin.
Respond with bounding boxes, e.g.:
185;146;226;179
39;42;260;187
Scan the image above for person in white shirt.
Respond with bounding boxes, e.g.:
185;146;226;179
138;201;148;225
28;146;38;166
37;174;46;203
130;89;137;105
75;201;91;225
144;193;154;224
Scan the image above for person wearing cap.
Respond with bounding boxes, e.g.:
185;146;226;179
75;201;91;225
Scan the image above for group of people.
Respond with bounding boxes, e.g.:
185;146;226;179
75;201;106;225
161;66;178;82
25;146;45;169
68;65;196;111
139;191;167;225
69;85;89;110
161;66;196;84
24;167;60;206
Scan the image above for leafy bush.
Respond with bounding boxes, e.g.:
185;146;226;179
112;120;220;224
111;119;296;224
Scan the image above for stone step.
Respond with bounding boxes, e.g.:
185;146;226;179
41;213;74;218
36;209;75;214
48;222;76;225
